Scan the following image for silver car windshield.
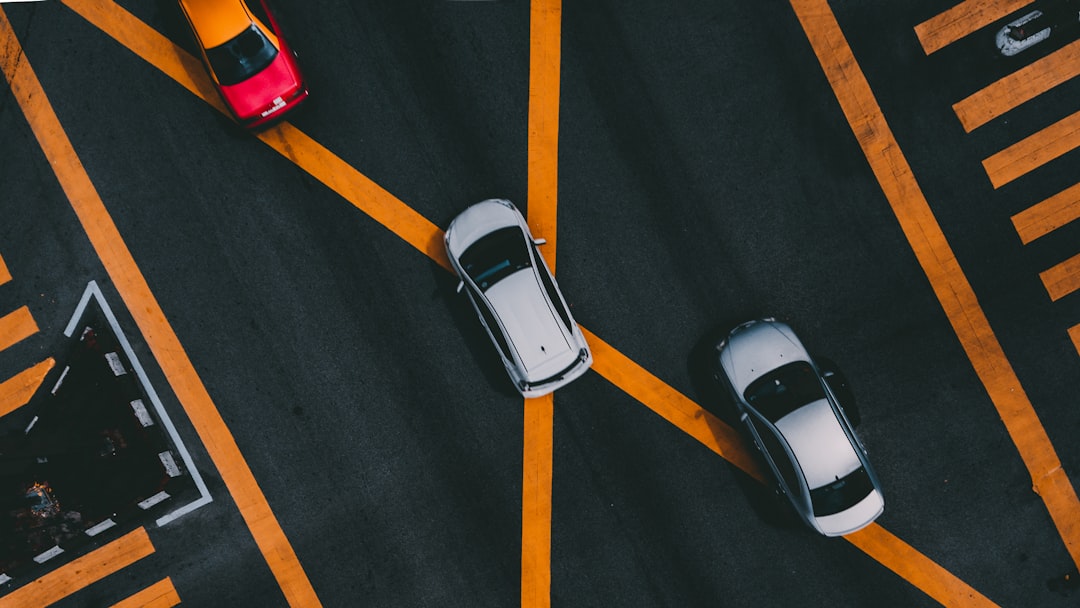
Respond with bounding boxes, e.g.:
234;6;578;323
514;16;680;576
810;466;874;516
744;361;825;422
459;227;532;291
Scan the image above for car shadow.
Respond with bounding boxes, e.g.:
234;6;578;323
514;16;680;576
430;262;522;400
687;321;803;533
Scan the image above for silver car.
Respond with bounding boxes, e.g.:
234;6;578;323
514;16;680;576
715;318;884;536
445;199;592;397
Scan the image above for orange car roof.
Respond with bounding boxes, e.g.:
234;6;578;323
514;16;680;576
179;0;257;49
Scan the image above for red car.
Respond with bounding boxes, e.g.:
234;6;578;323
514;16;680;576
179;0;308;129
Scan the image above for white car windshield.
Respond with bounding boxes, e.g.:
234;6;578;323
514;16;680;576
810;466;875;516
460;227;532;291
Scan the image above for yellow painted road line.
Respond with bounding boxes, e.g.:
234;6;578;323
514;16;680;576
582;328;763;478
0;11;322;608
791;0;1080;574
915;0;1033;55
1012;182;1080;244
521;394;554;608
0;252;10;284
846;525;1000;607
983;109;1080;188
0;358;54;417
60;0;225;113
109;577;180;608
527;0;561;271
522;3;561;607
954;39;1080;132
0;305;37;351
1069;324;1080;357
0;527;155;608
257;126;449;269
1040;252;1080;302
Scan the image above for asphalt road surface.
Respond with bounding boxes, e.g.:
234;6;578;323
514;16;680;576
1;0;1079;607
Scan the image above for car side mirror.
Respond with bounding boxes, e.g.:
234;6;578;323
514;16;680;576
456;280;464;293
533;238;547;246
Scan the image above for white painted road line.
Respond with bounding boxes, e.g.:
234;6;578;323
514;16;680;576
65;281;213;527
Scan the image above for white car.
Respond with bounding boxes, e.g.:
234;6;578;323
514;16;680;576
996;10;1051;56
715;319;884;537
445;199;592;397
994;4;1080;57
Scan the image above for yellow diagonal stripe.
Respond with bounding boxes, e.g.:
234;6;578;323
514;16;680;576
954;38;1080;132
915;0;1033;55
0;528;154;608
0;358;54;417
0;305;38;351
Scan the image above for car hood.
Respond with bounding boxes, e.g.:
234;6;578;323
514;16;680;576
219;52;303;121
813;488;884;537
775;399;860;489
720;320;810;394
486;270;576;379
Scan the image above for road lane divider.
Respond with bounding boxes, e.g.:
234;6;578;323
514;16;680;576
60;0;225;113
1039;252;1080;302
256;126;449;269
953;38;1080;132
0;252;10;283
0;10;322;607
523;2;561;606
0;358;54;417
0;305;38;351
582;328;762;477
46;0;1018;602
527;0;561;273
915;0;1033;55
109;577;180;608
521;394;554;608
1070;324;1080;356
791;0;1080;576
1011;182;1080;244
845;525;999;607
0;527;155;608
983;109;1080;188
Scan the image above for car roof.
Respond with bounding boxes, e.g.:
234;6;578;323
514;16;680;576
179;0;256;48
485;269;576;378
774;399;861;490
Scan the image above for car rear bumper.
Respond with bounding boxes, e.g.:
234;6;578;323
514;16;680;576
238;85;309;130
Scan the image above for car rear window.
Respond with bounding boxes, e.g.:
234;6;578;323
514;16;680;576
810;466;874;516
460;227;531;291
744;361;825;422
205;25;278;86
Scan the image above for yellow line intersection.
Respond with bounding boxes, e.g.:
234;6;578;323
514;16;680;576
5;0;1067;606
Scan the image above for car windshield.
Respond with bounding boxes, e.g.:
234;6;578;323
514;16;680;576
459;227;532;291
205;25;278;86
810;466;875;517
743;361;825;422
